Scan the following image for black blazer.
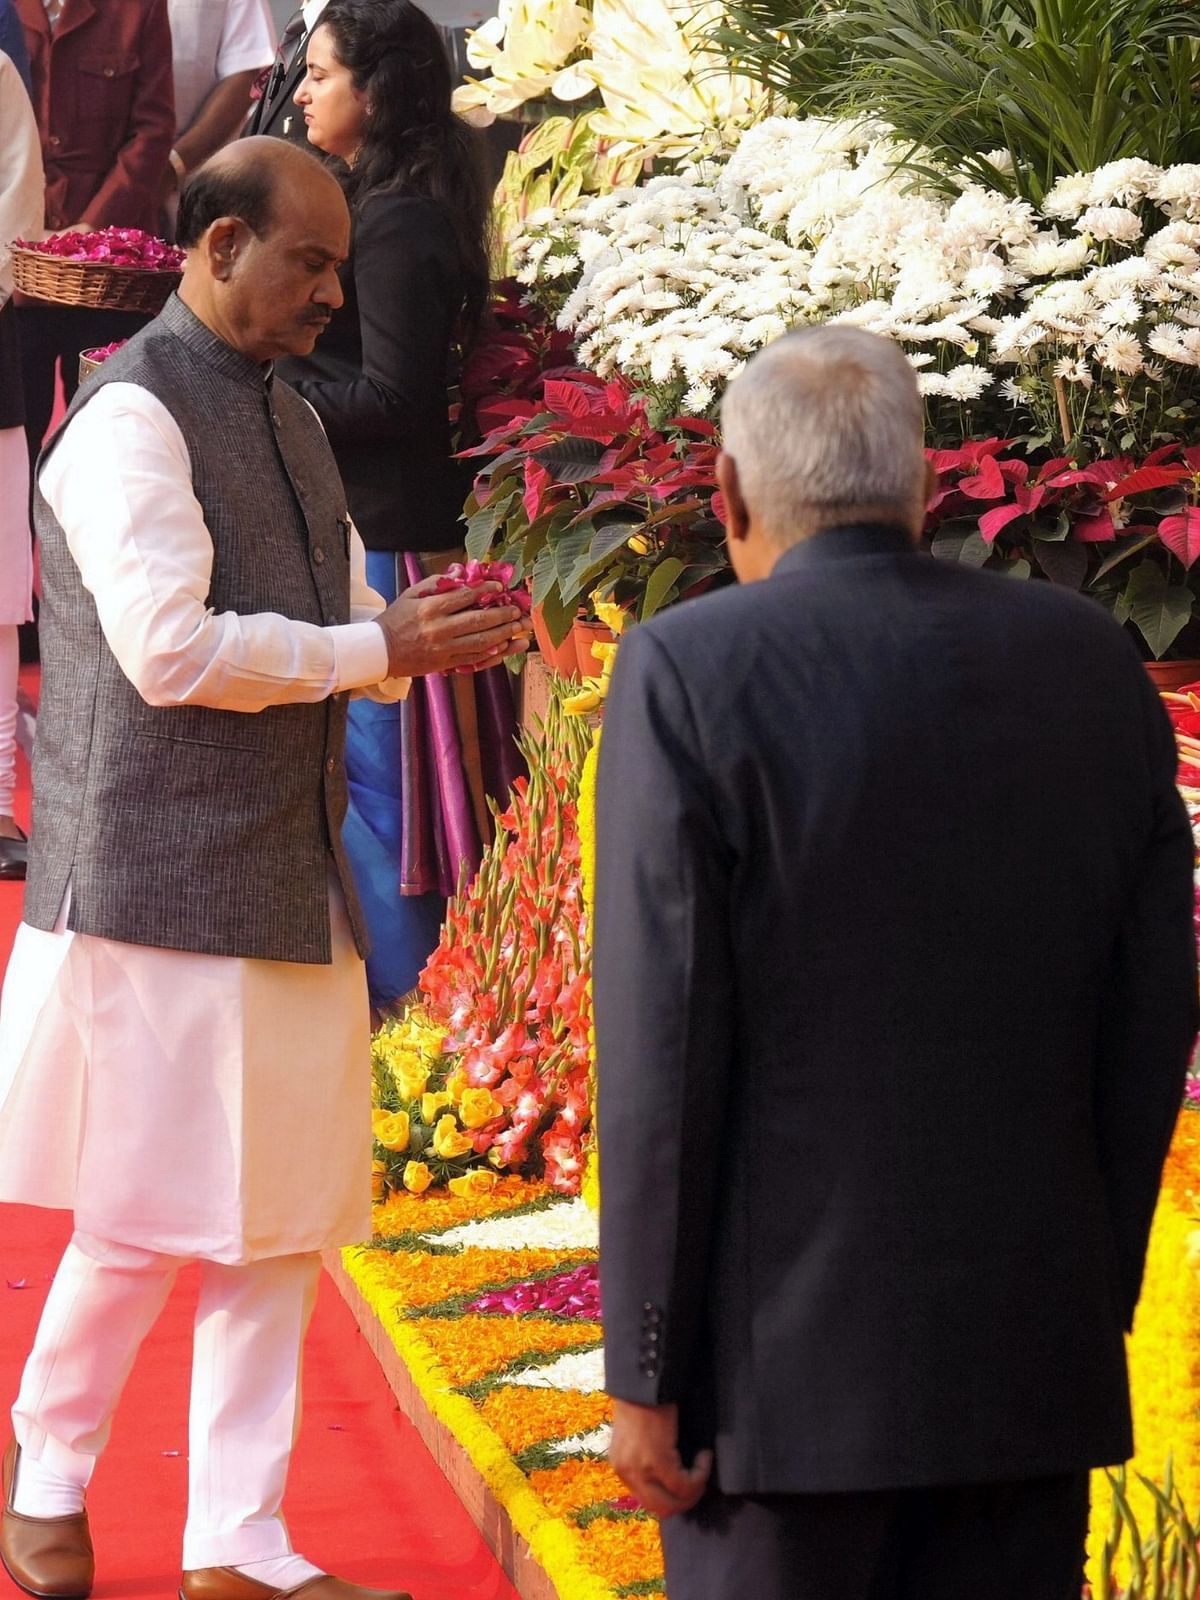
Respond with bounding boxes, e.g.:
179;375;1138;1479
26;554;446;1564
276;191;467;552
594;524;1198;1495
243;33;310;147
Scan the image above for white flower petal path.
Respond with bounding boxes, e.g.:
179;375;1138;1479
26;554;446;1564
426;1197;599;1253
504;1347;607;1393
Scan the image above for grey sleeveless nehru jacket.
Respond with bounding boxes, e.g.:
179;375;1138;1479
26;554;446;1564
24;294;370;964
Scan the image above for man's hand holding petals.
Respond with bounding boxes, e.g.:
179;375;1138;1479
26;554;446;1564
374;582;531;678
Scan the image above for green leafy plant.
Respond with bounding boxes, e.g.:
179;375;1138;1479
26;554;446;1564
709;0;1200;201
1090;1461;1200;1600
461;370;728;641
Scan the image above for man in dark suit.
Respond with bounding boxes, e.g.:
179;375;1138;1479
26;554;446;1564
243;1;320;146
593;325;1198;1600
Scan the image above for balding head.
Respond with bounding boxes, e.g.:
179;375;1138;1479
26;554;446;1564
718;327;928;576
175;137;350;364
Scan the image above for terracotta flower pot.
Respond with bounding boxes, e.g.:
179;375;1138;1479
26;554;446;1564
1145;660;1200;695
573;619;617;678
531;604;579;678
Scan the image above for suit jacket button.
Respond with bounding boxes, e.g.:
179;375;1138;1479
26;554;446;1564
325;756;335;773
313;546;325;565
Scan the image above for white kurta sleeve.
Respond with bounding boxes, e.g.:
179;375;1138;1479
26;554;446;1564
215;0;275;78
37;382;410;713
0;52;46;305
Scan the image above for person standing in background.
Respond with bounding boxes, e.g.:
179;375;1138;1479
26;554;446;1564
244;0;325;146
0;0;30;93
0;41;41;879
162;0;275;235
279;0;523;1014
13;0;173;462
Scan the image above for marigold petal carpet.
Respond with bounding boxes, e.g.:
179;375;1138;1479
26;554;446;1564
0;696;520;1600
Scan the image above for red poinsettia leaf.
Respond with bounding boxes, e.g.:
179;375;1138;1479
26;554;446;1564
959;456;1008;501
666;416;719;437
1071;508;1117;542
1105;466;1191;500
711;491;728;526
1159;508;1200;568
979;502;1028;541
542;378;599;421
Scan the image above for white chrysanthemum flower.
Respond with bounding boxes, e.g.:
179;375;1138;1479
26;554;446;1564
903;350;935;368
1042;173;1094;220
1151;166;1200;222
1084;159;1161;208
998;378;1026;404
917;372;949;397
541;252;580;279
1096;292;1142;328
681;379;715;413
1074;206;1144;245
1145;222;1200;271
1093;330;1144;375
1052;357;1094;389
941;363;993;401
961;257;1014;298
1009;233;1092;278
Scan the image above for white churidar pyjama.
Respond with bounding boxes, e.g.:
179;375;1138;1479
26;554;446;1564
13;1232;321;1566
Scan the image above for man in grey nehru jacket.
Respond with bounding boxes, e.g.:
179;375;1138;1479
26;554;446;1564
0;137;527;1600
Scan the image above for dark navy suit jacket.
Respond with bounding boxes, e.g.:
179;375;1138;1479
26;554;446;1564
594;524;1197;1494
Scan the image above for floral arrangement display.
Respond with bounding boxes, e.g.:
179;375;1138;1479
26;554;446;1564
341;1105;1200;1600
1085;1110;1200;1596
924;441;1200;658
511;121;1200;456
15;227;183;271
461;366;726;642
452;0;763;154
340;1179;667;1600
371;688;595;1198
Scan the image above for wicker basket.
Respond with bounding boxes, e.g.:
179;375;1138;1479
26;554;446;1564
12;247;179;314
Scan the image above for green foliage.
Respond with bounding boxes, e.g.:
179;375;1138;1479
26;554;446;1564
1091;1462;1200;1600
709;0;1200;201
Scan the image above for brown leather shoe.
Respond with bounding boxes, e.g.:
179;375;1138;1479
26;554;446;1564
179;1570;412;1600
0;1440;94;1599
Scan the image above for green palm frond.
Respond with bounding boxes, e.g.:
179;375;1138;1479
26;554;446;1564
709;0;1200;200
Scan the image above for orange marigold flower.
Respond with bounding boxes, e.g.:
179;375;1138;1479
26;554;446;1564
478;1389;612;1456
413;1316;601;1386
529;1458;629;1517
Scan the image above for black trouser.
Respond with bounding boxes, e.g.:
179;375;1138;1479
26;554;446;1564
660;1473;1089;1600
16;302;150;465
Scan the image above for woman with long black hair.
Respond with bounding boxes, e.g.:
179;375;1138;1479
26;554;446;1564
280;0;522;1014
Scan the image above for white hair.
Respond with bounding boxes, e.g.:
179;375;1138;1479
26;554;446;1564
720;326;926;544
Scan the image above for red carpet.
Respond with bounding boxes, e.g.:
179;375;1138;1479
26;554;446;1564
0;697;519;1600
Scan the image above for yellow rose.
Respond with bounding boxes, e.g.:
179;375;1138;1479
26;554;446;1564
446;1072;468;1104
421;1090;452;1124
459;1087;504;1130
592;598;627;635
402;1160;433;1194
447;1169;499;1199
372;1108;410;1152
394;1058;429;1101
432;1113;474;1160
371;1159;388;1202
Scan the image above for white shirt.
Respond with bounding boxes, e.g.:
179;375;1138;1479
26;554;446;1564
38;382;407;713
169;0;276;136
0;51;44;302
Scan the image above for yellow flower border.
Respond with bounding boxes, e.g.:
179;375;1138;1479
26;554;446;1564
343;1185;660;1600
577;731;601;1214
1086;1110;1200;1587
